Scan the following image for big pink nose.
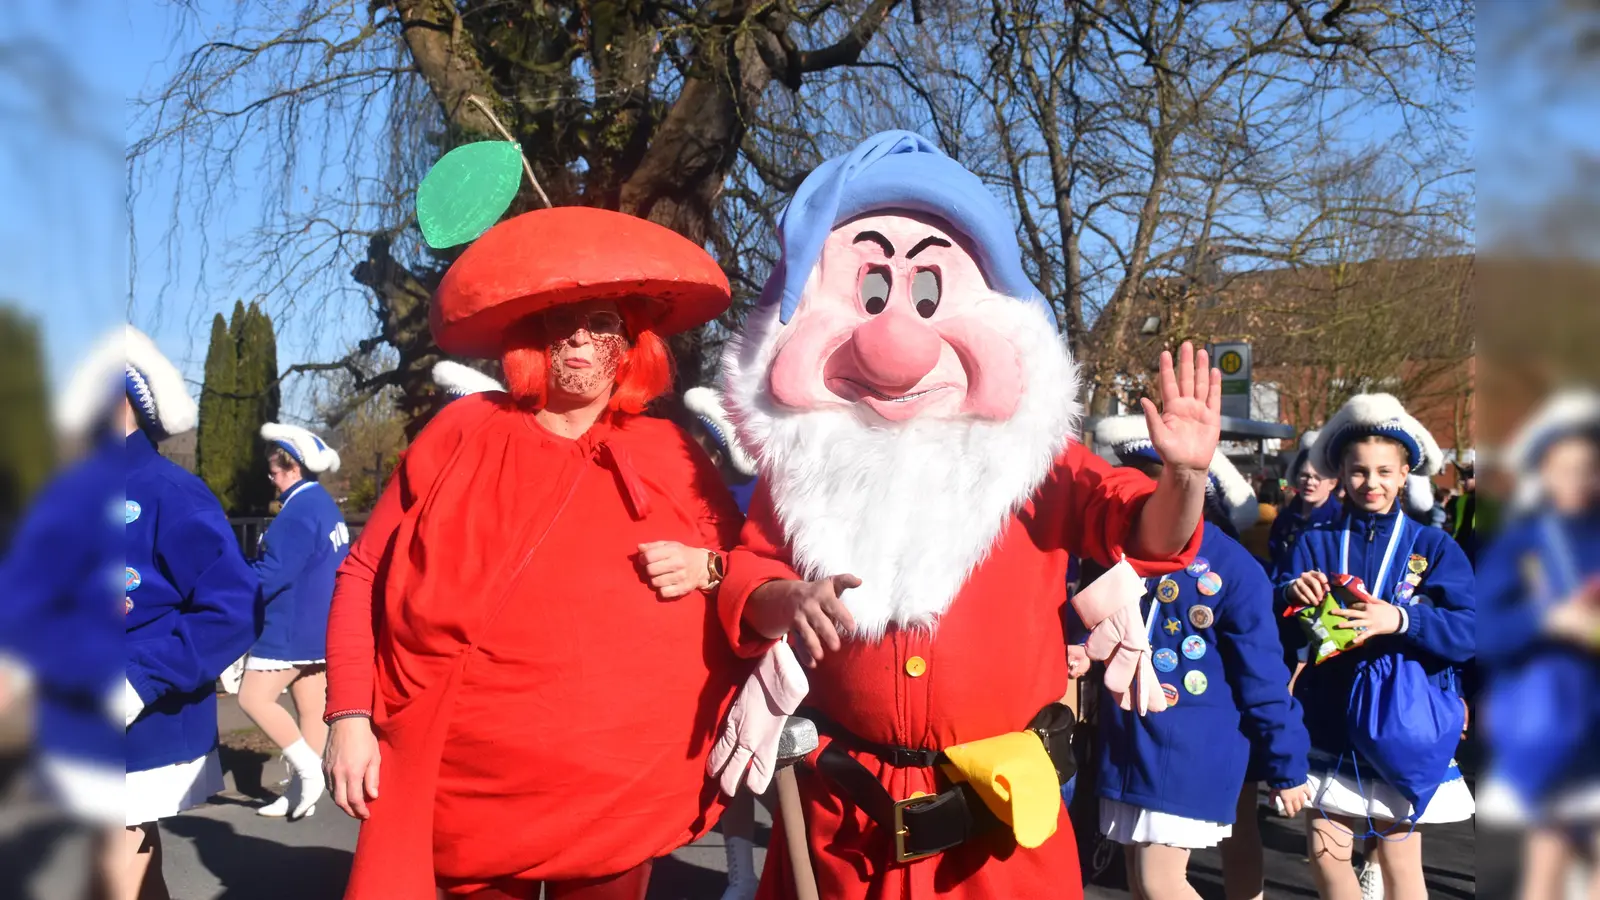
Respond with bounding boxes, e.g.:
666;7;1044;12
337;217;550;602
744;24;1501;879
850;310;942;391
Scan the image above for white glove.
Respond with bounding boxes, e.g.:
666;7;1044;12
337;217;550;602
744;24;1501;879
708;640;810;796
1072;559;1167;715
121;679;146;728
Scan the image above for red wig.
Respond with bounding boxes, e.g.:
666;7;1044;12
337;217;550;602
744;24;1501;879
501;299;674;413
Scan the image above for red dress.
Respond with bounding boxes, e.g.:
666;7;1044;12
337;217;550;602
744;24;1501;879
718;442;1201;900
325;395;744;899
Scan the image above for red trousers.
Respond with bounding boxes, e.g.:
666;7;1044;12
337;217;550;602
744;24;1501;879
439;861;653;900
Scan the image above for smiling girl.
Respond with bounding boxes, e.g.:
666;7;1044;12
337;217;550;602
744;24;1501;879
1278;393;1475;900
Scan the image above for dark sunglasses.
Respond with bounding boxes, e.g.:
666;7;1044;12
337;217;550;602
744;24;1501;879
542;308;627;338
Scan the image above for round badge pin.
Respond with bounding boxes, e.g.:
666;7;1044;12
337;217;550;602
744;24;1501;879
1196;571;1223;596
124;596;134;615
1408;555;1428;575
1182;635;1207;660
1186;558;1211;577
1189;605;1215;629
125;500;142;524
125;567;142;592
1161;683;1180;706
1184;670;1209;696
1395;582;1416;603
1154;648;1179;672
1157;579;1180;603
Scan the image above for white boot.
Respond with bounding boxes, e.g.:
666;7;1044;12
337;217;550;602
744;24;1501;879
720;834;758;900
1358;857;1384;900
256;794;290;817
282;739;325;820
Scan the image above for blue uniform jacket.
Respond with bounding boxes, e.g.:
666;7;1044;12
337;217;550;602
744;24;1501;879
1477;512;1600;790
1096;523;1310;823
250;480;349;661
126;432;262;772
0;434;123;765
1277;505;1475;758
1267;496;1341;582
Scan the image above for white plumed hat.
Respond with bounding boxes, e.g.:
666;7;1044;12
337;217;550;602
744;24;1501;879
66;325;198;441
260;423;341;474
432;360;505;397
1311;393;1443;477
1095;415;1258;532
683;386;757;477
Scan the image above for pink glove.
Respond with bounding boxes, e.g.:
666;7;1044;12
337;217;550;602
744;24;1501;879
708;639;809;796
1072;559;1168;715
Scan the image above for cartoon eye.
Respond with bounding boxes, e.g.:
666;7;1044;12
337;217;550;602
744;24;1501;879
860;267;891;315
912;269;941;318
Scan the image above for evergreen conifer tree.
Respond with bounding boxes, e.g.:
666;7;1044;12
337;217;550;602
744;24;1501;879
197;312;240;511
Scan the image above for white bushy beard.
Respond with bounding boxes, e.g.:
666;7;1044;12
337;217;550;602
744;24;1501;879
722;293;1082;641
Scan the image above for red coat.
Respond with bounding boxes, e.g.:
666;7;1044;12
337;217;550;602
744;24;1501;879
719;442;1200;900
325;395;744;898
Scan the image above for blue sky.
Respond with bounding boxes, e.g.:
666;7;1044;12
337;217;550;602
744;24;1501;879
14;0;1580;423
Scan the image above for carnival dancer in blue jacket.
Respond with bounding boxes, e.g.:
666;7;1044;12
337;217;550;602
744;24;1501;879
1280;393;1474;900
0;328;127;897
1477;389;1600;900
239;422;349;821
1094;415;1310;900
124;325;263;897
1268;431;1342;582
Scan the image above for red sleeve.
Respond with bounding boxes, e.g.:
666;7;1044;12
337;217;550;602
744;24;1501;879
1052;441;1202;577
323;396;498;721
718;481;799;659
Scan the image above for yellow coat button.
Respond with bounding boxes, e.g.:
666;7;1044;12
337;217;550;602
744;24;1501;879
906;656;927;677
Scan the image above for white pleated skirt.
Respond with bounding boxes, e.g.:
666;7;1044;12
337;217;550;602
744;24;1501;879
1099;799;1234;849
125;751;224;826
1476;777;1600;828
243;655;324;671
37;754;126;827
1304;757;1474;825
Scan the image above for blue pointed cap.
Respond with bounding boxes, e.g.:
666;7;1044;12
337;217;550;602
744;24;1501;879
764;131;1049;324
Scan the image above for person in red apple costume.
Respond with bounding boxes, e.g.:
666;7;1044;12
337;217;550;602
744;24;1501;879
321;206;747;900
712;131;1222;900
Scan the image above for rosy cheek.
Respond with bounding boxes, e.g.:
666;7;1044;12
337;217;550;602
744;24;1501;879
769;318;850;410
938;317;1023;420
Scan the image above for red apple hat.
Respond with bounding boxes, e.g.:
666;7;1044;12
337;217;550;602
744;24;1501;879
430;206;732;359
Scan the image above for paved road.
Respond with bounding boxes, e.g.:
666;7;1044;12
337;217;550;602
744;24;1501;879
0;695;1479;899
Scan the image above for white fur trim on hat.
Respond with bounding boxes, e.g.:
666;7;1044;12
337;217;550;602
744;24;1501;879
1402;474;1437;520
1209;450;1260;532
684;386;757;477
1311;393;1442;477
55;328;124;437
125;325;198;440
1095;415;1258;531
260;423;341;474
1093;415;1156;459
1506;390;1600;499
432;360;504;397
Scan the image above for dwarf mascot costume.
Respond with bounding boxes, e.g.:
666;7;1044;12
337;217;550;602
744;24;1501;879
324;207;748;898
712;131;1211;899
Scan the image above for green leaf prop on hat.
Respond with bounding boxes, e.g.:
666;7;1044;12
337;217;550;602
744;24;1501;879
416;140;528;250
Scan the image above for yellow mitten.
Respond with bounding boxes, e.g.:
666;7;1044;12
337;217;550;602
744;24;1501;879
940;731;1060;849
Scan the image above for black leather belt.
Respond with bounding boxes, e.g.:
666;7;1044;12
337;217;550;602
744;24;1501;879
802;704;1076;864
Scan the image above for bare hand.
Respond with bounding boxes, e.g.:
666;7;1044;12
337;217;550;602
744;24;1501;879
1545;598;1600;647
1289;571;1330;608
638;541;712;599
324;717;381;820
1272;783;1312;818
1067;644;1091;679
1331;597;1403;644
1139;342;1222;474
749;576;861;667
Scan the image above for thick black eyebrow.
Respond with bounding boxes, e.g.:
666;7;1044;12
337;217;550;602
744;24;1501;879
852;230;896;257
906;235;953;259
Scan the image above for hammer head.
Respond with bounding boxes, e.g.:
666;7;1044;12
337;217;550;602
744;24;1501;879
776;716;818;765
